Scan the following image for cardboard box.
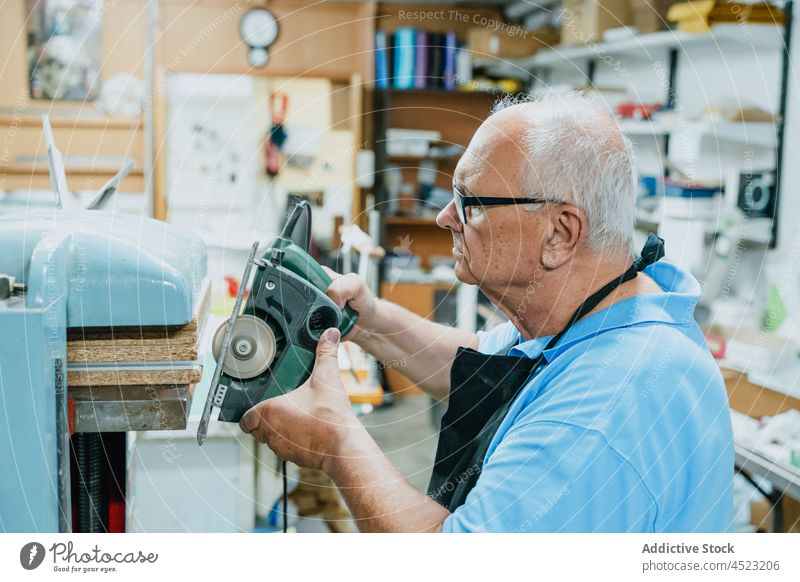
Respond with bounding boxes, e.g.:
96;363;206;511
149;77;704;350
749;495;800;533
722;368;800;419
785;497;800;533
750;498;773;532
631;0;676;34
668;1;784;33
561;0;632;45
467;27;560;58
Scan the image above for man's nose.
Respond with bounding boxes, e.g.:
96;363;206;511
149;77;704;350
436;200;460;232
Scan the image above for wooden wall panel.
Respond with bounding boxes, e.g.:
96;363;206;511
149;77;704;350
0;0;147;194
0;0;148;109
154;0;375;217
0;0;373;210
102;0;149;80
159;0;374;81
0;0;28;109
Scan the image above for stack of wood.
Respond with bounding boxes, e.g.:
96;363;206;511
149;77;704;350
66;282;210;433
667;1;784;33
290;467;356;533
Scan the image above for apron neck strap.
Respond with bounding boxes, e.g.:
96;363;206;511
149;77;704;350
541;233;665;354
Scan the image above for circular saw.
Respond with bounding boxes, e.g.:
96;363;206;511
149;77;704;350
197;202;358;445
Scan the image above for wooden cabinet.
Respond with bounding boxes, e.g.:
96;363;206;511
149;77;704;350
379;280;459;396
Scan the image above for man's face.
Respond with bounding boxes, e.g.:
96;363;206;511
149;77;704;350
436;111;548;294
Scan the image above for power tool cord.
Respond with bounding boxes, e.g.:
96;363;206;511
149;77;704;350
281;460;288;533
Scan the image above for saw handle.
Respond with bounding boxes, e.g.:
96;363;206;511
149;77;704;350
268;237;358;337
319;270;359;338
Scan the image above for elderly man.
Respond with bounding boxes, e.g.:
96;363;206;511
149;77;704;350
239;89;734;533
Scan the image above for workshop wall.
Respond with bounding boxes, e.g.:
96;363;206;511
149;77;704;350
0;0;373;209
0;0;148;108
0;0;374;107
158;0;374;81
0;0;148;196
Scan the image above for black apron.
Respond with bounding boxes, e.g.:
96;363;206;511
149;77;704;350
427;234;665;511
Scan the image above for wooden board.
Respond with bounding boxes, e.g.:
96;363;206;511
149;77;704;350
0;168;145;194
67;319;199;345
67;343;198;365
66;316;202;364
66;281;210;367
722;368;800;418
68;365;202;387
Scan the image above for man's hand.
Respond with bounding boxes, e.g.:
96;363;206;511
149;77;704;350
239;326;451;532
322;267;379;342
239;327;361;470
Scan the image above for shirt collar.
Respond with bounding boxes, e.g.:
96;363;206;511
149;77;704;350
507;261;700;362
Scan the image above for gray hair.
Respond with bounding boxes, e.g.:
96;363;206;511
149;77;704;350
491;87;636;256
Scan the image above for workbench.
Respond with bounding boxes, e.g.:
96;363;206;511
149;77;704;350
722;367;800;532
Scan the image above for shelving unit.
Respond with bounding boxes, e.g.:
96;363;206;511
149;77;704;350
387;88;505;97
0;160;144;192
371;87;498;269
0;109;145;193
0;111;142;130
618;119;778;148
476;15;791;247
368;2;512;396
385;215;439;226
369;2;793;400
371;10;790;242
480;23;785;78
387;154;462;164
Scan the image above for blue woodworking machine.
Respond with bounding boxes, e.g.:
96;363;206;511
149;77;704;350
0;118;207;532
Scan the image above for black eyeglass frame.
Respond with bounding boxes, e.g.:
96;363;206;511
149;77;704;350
452;185;554;224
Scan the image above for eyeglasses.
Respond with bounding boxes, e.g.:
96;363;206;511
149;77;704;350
452;185;554;225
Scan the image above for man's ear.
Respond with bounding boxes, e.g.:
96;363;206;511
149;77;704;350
541;205;585;269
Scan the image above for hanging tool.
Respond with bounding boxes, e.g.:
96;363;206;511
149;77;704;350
265;91;289;177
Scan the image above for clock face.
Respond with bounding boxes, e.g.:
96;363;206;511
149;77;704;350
239;8;278;49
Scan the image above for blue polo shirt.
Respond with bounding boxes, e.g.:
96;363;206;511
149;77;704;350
441;261;733;533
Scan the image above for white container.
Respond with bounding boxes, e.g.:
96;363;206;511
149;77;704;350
126;363;257;532
386;128;442;157
127;425;256;532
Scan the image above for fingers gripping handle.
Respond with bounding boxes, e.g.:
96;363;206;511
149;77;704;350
269;236;359;336
318;267;358;337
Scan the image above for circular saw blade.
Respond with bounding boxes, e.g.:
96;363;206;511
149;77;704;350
212;314;277;380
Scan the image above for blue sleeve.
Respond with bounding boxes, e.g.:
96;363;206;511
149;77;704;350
441;421;657;532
